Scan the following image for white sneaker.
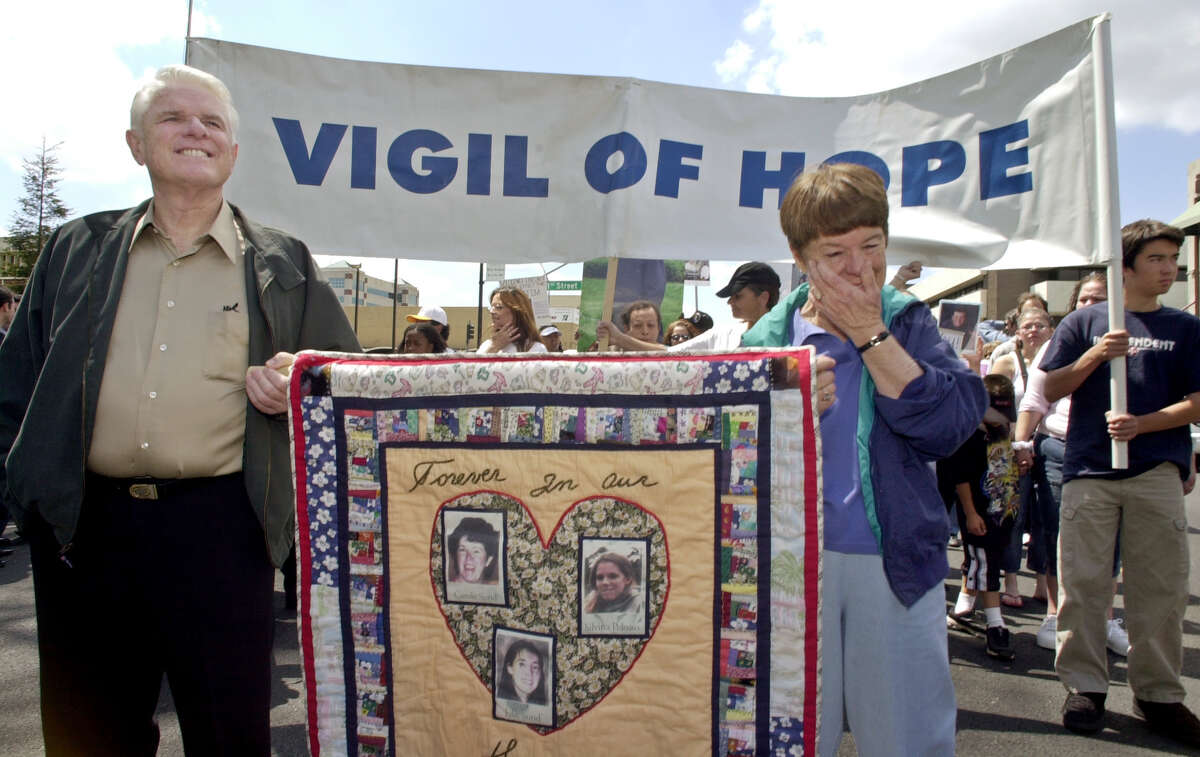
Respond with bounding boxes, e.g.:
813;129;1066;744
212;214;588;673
1107;617;1130;656
1037;615;1057;650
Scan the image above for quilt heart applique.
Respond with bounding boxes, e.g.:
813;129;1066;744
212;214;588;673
430;491;669;734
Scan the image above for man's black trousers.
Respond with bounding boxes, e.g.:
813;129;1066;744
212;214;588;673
29;472;274;756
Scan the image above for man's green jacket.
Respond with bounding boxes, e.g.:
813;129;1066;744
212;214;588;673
0;200;360;566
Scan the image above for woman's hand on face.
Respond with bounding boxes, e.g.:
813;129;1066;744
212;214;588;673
491;324;519;350
807;258;885;344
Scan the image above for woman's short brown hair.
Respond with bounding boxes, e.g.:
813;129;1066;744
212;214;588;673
780;163;889;256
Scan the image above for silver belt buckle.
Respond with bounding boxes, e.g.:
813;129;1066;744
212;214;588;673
128;483;158;500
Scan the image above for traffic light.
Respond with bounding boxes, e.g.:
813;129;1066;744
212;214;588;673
466;322;475;345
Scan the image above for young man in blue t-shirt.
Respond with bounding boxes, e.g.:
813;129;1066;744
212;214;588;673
1040;219;1200;745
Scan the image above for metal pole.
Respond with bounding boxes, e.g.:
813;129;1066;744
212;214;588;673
476;263;485;349
391;259;399;349
1193;175;1200;317
352;264;362;334
184;0;193;62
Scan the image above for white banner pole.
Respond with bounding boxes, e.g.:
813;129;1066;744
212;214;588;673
1092;14;1127;469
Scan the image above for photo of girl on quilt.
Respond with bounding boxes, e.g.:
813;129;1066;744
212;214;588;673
443;511;506;606
497;640;547;704
580;539;649;637
494;629;554;727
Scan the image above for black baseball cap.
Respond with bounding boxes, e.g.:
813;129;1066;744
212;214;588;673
687;310;714;332
716;262;781;298
983;374;1017;422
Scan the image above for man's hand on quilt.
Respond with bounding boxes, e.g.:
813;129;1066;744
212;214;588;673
247;351;296;416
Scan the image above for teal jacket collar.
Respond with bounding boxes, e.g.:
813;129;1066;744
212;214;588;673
742;281;919;546
742;281;917;348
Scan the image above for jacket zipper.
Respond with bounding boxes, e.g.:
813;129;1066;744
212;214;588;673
258;267;279;561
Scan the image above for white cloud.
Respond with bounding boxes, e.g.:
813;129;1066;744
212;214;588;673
714;40;754;81
744;56;780;95
742;5;768;34
714;0;1200;133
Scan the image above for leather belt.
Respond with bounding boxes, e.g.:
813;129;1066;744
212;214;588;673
87;473;239;501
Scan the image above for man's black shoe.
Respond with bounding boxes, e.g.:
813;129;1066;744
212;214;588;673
0;548;13;558
1063;692;1106;734
0;536;24;548
1134;699;1200;747
986;626;1015;661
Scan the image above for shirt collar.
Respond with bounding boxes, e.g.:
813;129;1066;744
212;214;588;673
133;200;241;264
791;309;829;342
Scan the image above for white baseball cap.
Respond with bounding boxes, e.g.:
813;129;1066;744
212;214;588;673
406;306;448;326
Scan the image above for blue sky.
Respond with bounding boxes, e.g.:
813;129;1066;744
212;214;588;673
2;0;1197;320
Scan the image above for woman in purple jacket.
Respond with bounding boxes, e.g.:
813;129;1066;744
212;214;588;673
744;163;986;757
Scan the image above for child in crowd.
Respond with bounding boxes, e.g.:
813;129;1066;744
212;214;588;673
939;374;1021;661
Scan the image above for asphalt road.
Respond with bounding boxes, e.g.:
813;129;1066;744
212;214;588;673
1;486;1198;756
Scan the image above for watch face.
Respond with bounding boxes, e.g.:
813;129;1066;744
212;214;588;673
858;331;888;352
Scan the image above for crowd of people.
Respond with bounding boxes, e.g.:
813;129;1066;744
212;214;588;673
941;282;1122;664
393;267;771;357
0;63;1196;757
388;183;1200;751
936;219;1200;746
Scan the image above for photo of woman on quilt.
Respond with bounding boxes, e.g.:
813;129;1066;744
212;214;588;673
496;639;548;705
583;552;643;614
447;516;500;585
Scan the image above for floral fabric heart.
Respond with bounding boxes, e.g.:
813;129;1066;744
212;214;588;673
431;491;669;734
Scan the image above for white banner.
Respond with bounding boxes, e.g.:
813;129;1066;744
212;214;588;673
189;16;1105;268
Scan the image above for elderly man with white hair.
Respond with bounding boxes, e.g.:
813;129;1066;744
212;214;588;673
0;64;359;755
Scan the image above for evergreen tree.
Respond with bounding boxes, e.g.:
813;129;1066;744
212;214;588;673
6;138;70;289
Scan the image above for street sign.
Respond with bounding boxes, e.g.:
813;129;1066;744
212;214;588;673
549;307;579;324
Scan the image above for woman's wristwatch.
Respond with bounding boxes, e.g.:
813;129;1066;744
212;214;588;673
856;331;891;354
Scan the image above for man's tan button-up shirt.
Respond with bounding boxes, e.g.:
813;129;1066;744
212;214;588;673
88;200;249;478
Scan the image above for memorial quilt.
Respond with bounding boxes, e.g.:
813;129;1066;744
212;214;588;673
290;348;823;756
